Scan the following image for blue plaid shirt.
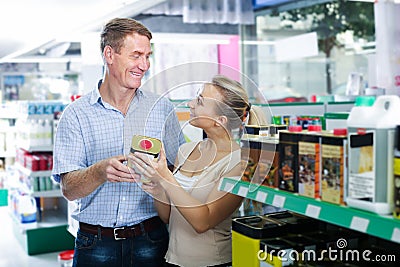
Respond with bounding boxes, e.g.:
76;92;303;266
52;84;185;227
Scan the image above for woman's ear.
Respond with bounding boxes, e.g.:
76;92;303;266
215;115;228;127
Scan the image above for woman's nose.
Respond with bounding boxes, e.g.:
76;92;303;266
187;99;195;108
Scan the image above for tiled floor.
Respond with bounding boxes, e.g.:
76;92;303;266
0;206;64;267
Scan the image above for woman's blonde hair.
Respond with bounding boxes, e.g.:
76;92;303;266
210;75;267;133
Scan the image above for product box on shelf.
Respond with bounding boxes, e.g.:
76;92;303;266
320;129;348;205
240;134;279;188
258;147;279;188
346;95;400;214
298;132;321;199
278;130;300;192
245;124;287;138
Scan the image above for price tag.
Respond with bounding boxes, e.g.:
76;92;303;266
391;228;400;243
305;204;321;218
255;191;268;203
272;195;286;208
223;182;234;193
350;216;369;233
238;186;249;197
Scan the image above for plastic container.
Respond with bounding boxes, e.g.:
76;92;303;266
394;125;400;219
17;194;37;224
58;250;74;267
265;211;321;234
232;215;286;267
346;95;400;214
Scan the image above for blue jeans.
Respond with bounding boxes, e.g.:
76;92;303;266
72;222;169;267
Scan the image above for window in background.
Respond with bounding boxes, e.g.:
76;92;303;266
241;0;375;103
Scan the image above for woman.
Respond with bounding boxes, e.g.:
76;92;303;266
129;75;265;267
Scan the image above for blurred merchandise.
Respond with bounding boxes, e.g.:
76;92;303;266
345;72;364;96
347;95;400;214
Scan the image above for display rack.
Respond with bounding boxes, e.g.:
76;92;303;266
219;177;400;244
11;207;74;255
9;107;74;255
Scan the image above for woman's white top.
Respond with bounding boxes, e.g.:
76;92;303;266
165;141;241;267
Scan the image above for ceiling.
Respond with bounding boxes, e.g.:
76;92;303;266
1;0;360;63
0;0;166;62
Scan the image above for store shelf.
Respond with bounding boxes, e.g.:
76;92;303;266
17;143;53;153
11;209;74;255
31;189;61;198
0;189;7;206
0;151;16;158
0;126;16;133
219;177;400;244
15;163;52;177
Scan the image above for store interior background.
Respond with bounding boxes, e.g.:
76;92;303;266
1;0;400;266
1;0;398;104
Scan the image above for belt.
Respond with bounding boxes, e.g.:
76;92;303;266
79;216;163;241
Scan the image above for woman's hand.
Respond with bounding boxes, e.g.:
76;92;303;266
141;181;167;200
128;145;173;184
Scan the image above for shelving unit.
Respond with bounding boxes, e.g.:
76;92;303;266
221;133;400;245
9;106;74;255
11;204;74;255
220;177;400;244
0;189;7;206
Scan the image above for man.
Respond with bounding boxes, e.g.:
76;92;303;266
52;18;185;267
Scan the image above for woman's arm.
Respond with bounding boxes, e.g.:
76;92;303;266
159;165;243;233
131;147;244;233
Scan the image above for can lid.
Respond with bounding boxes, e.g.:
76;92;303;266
58;250;74;261
289;125;302;132
308;125;322;132
333;128;347;136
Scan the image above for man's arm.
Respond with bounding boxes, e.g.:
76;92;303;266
61;155;137;201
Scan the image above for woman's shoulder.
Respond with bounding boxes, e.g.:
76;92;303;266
179;141;201;153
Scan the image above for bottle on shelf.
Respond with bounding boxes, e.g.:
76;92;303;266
347;95;400;214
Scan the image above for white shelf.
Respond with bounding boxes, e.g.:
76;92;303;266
17;114;54;120
0;126;16;133
17;143;53;153
15;163;52;177
32;189;61;198
11;208;68;233
0;151;16;158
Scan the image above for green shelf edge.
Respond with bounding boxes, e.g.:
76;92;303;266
12;222;75;255
0;189;8;206
220;177;400;244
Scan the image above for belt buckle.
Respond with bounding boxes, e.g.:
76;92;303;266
113;227;126;240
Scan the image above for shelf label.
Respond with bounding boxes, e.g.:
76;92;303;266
238;186;249;197
255;191;268;203
391;228;400;243
305;204;321;218
272;195;286;208
350;216;369;233
222;182;235;193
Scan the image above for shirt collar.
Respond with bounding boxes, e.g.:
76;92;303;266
89;79;146;106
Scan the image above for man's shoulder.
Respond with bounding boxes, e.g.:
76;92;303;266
62;93;93;114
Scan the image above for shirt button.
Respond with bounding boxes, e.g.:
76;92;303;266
122;197;126;201
120;216;123;220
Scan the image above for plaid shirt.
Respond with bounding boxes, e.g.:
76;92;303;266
52;83;185;227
